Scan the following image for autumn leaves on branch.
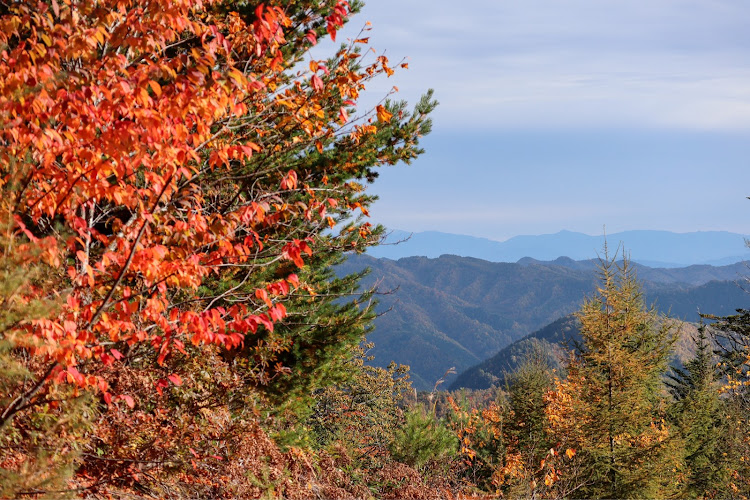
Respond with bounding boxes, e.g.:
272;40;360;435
0;0;430;423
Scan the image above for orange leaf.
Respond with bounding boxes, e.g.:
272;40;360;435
280;170;298;190
376;105;393;123
149;80;162;97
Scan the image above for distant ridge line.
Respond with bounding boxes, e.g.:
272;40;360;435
368;229;750;267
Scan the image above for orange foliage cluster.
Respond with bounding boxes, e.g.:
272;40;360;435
0;0;394;410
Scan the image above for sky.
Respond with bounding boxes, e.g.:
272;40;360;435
322;0;750;241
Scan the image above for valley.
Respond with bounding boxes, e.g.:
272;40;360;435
340;253;750;390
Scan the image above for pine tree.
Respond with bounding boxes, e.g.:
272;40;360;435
308;343;412;461
667;323;729;497
553;249;679;498
501;344;554;496
707;309;750;408
703;310;750;496
389;406;458;469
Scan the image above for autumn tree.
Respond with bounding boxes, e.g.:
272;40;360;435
546;251;680;498
448;396;506;491
0;0;436;494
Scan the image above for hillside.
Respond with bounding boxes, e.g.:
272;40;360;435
339;254;750;390
449;314;702;390
449;315;578;391
520;256;750;286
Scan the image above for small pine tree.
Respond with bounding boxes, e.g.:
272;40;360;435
307;343;412;462
389;406;458;469
506;343;553;455
501;344;554;496
667;323;730;497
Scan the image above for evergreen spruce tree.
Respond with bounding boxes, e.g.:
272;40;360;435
667;323;729;497
561;249;679;498
704;310;750;496
389;406;459;469
502;344;554;495
706;309;750;407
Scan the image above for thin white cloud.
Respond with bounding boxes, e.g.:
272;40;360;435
331;0;750;130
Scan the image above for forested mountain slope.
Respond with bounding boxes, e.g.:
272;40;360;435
449;314;703;390
339;255;750;390
519;256;750;286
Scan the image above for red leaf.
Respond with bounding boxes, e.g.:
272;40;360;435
155;379;168;396
255;288;272;307
311;74;324;91
327;21;337;41
14;216;39;242
168;374;183;386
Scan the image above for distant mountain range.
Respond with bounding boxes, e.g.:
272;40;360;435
368;230;750;267
338;254;750;390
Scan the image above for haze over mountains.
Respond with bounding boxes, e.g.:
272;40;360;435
368;229;750;267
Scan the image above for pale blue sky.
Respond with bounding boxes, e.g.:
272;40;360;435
326;0;750;241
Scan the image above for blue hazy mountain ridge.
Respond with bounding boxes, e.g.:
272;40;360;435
338;254;750;391
368;229;750;267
